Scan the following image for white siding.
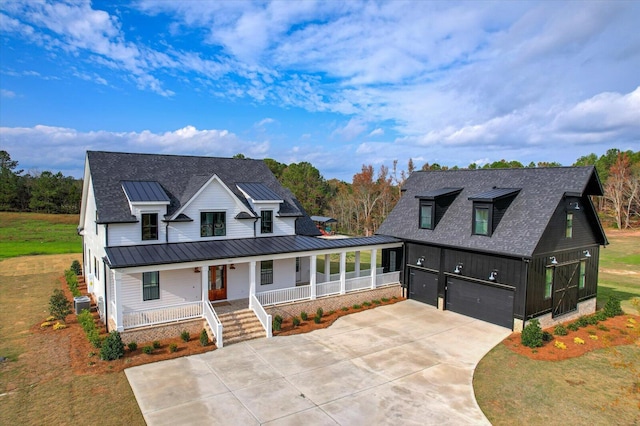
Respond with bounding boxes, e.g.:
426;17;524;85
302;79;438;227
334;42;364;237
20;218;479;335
82;177;108;303
119;269;201;312
258;258;296;291
108;206;167;246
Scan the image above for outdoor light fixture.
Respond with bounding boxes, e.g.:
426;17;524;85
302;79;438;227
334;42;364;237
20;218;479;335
416;256;425;266
194;267;201;273
230;264;236;270
569;202;580;210
550;256;558;265
489;270;498;281
454;263;463;274
583;250;591;258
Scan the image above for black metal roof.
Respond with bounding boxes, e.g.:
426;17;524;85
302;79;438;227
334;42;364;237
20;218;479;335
121;181;171;203
86;151;320;236
415;187;463;200
377;167;607;258
468;187;521;202
237;182;283;201
105;235;401;269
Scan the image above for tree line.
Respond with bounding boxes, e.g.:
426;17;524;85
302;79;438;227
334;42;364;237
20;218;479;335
2;148;638;232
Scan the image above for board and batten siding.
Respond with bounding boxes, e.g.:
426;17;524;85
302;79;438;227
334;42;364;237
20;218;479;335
118;269;201;313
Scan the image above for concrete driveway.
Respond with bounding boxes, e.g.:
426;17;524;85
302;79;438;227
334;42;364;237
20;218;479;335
125;300;511;425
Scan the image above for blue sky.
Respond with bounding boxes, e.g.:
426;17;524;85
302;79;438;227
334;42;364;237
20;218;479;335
1;0;639;180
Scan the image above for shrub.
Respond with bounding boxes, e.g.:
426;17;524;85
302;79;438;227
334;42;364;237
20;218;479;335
127;342;138;351
70;260;82;275
100;331;125;361
567;322;580;332
576;316;589;328
300;311;308;321
372;299;381;305
49;289;72;321
586;315;599;325
604;296;624;317
199;329;209;346
362;301;372;307
142;345;153;354
542;331;554;342
329;310;335;315
392;296;398;300
341;307;349;312
152;341;161;349
180;330;190;342
292;316;301;327
381;297;390;302
553;324;568;336
273;314;283;331
65;269;81;297
53;322;66;330
169;343;178;353
88;330;102;348
594;310;608;321
353;304;362;309
313;314;321;324
597;324;609;331
521;319;543;348
316;307;324;318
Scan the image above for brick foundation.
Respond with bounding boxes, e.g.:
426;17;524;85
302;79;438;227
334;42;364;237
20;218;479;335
525;298;597;331
118;319;205;345
265;285;403;319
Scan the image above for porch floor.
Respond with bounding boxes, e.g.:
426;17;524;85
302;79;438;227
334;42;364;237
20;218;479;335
211;298;249;315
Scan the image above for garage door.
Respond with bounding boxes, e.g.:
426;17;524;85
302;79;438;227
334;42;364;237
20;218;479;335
408;268;438;306
446;278;514;328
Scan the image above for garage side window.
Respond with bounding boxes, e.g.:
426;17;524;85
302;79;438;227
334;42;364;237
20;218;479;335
544;268;553;299
143;271;160;301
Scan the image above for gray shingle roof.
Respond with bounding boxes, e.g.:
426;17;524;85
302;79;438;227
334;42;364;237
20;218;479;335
105;234;401;268
377;166;604;258
87;151;320;236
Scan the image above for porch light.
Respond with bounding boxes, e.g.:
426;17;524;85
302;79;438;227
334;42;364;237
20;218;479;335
583;250;591;258
416;256;425;266
550;256;558;265
194;267;201;273
489;270;498;281
230;264;236;270
454;263;463;274
569;202;580;210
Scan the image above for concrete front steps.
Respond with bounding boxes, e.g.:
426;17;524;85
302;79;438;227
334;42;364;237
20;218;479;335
217;309;266;346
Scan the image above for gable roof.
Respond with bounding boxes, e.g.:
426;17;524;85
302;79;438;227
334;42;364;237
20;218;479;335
377;166;606;258
86;151;320;236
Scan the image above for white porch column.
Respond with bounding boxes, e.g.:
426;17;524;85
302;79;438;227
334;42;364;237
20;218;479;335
114;272;123;332
324;254;331;282
340;251;346;295
370;249;377;289
200;266;207;303
249;260;257;308
355;251;361;278
310;255;317;300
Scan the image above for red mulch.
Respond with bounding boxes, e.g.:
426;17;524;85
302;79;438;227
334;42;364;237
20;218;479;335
503;314;640;361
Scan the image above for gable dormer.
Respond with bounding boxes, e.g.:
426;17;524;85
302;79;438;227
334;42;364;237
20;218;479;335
415;187;462;230
121;181;171;241
468;187;520;236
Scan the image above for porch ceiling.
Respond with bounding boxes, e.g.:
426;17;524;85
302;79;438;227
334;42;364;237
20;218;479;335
105;235;401;269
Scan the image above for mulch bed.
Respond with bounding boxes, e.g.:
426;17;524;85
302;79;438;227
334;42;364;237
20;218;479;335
503;314;640;361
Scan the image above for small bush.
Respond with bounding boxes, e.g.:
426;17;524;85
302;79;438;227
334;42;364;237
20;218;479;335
542;331;554;342
362;301;371;307
180;330;190;342
586;315;599;325
553;324;568;336
329;310;335;315
70;260;82;275
300;311;308;321
392;296;398;300
316;307;324;318
169;343;178;353
49;289;72;321
594;310;608;322
353;304;362;309
597;324;609;331
576;316;589;328
88;330;102;348
381;297;390;302
127;342;138;351
567;322;580;332
292;316;301;327
273;314;283;331
100;331;125;361
142;345;153;354
372;299;381;305
152;340;161;349
521;319;543;348
341;307;349;312
604;296;624;317
199;329;209;346
64;269;81;297
313;315;321;324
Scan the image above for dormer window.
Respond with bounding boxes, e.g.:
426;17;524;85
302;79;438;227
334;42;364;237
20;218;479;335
261;210;273;234
201;212;226;237
565;212;573;238
469;188;521;237
416;187;462;230
142;213;158;240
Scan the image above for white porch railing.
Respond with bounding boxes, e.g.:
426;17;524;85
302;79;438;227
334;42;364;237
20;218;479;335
122;301;203;329
317;280;341;297
377;271;401;287
345;276;371;292
317;267;384;283
250;294;272;338
203;301;224;348
256;285;311;306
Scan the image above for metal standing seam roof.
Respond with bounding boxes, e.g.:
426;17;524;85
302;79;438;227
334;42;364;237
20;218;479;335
468;187;521;202
105;235;402;269
415;187;463;200
121;181;170;203
237;182;283;201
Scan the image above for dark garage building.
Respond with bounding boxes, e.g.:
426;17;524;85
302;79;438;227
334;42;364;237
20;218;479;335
377;166;608;331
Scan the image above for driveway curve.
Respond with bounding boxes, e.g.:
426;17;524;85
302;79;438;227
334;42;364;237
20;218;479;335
125;299;511;425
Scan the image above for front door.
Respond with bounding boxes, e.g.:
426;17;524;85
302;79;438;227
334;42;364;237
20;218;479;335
208;265;227;301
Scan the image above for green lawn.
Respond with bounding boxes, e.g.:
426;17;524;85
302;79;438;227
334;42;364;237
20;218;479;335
597;230;640;312
0;212;82;259
316;251;382;274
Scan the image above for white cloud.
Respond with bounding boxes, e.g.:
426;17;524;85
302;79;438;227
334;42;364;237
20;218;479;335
332;118;368;141
369;128;384;137
1;89;16;98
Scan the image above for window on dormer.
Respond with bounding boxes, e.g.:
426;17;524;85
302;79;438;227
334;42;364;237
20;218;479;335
261;210;273;234
566;212;573;238
473;206;490;235
201;212;226;237
416;187;462;230
142;213;158;240
419;201;434;229
468;188;520;237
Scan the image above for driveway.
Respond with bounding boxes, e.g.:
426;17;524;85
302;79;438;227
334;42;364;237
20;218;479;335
125;300;511;425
